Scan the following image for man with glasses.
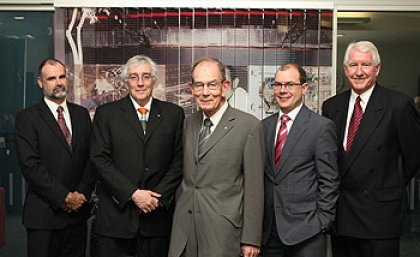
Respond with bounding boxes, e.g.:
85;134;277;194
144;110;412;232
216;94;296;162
168;57;264;257
260;63;339;257
323;41;420;257
91;55;184;257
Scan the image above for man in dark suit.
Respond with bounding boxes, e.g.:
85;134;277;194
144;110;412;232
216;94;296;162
322;41;420;257
168;57;264;257
15;58;94;257
260;63;339;257
91;55;184;257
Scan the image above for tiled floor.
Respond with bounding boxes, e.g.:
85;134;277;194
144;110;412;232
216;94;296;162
1;211;419;257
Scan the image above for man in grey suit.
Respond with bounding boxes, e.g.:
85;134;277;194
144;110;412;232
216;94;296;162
261;63;339;257
168;57;264;257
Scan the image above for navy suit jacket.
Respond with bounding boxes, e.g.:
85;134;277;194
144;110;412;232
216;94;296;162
322;84;420;238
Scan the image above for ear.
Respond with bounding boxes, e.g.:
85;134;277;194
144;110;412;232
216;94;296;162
301;83;309;94
221;80;232;97
374;64;381;76
37;77;43;89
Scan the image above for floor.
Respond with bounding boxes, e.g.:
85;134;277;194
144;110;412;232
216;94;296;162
0;210;420;257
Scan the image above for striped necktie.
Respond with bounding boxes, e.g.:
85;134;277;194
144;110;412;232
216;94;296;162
198;118;213;155
346;96;363;152
275;114;290;168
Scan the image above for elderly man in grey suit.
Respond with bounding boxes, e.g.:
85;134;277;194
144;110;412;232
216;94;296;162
168;57;264;257
260;63;339;257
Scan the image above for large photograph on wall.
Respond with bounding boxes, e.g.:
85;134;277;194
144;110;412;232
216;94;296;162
56;7;333;118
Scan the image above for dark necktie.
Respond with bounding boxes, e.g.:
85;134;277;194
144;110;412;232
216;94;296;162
57;106;72;149
198;118;213;155
275;114;290;168
138;107;148;133
346;96;363;152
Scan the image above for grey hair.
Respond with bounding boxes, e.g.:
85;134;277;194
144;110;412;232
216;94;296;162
121;55;158;80
343;41;381;66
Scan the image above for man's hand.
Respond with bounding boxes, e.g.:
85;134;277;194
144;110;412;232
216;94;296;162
241;244;260;257
61;191;86;212
131;189;161;214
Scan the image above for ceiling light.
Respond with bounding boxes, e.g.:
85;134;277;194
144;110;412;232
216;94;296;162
338;17;371;24
14;16;25;20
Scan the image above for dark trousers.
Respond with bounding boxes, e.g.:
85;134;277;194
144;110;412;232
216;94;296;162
331;235;400;257
26;223;87;257
97;234;170;257
260;219;326;257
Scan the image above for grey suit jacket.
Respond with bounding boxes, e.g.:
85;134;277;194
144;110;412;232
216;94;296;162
168;105;265;257
262;105;339;246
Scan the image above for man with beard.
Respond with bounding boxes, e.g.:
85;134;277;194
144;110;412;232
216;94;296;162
15;58;95;257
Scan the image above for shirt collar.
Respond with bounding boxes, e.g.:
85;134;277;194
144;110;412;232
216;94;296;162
44;97;69;114
350;84;375;106
203;100;228;126
278;103;303;123
130;96;153;111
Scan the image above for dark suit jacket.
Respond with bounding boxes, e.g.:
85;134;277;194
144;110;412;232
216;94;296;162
169;106;264;257
322;84;420;239
262;105;339;246
15;100;94;229
91;96;184;239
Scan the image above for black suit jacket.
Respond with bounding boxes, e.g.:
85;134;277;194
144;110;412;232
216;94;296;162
15;100;94;230
322;84;420;239
91;96;184;239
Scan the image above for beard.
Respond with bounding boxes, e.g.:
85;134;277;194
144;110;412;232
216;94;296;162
45;85;67;99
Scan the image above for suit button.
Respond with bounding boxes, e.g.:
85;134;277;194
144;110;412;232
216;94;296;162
363;190;368;195
188;210;192;214
145;168;150;172
195;185;200;189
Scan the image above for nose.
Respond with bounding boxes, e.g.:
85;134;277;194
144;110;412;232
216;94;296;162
202;84;210;95
355;65;364;75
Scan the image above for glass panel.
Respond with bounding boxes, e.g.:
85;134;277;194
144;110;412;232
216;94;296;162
0;11;54;257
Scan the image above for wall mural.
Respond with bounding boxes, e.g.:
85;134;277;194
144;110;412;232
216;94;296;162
56;7;333;118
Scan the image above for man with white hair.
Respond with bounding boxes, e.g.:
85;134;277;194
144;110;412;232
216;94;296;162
323;41;420;257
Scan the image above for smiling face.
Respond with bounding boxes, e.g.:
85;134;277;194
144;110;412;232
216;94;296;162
344;49;381;95
274;67;308;114
126;63;155;106
37;63;67;104
191;61;231;117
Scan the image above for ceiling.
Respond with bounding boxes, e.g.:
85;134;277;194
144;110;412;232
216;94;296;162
337;11;420;45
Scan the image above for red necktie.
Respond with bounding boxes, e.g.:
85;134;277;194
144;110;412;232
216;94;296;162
137;107;148;132
57;106;72;149
275;114;290;168
346;96;363;152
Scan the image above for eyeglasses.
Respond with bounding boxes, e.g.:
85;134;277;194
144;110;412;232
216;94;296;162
128;73;154;83
191;80;224;91
272;82;302;90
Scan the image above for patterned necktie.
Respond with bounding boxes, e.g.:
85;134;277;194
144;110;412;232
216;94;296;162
57;106;72;149
198;118;213;155
346;96;363;152
275;114;290;168
138;107;148;133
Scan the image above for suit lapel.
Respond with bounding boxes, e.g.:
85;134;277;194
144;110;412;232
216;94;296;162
144;100;162;143
265;114;278;176
276;106;310;181
38;101;72;154
121;96;145;141
198;106;235;160
67;103;78;152
191;112;203;162
342;85;385;177
335;91;351;149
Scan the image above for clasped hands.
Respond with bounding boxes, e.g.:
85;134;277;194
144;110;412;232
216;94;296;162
61;191;86;213
131;189;161;214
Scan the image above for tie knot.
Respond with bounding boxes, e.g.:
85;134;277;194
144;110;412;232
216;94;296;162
203;118;213;128
138;107;148;115
57;106;64;114
356;96;361;103
281;114;290;123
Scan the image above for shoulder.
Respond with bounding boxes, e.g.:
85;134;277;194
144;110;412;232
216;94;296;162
95;97;126;114
230;106;259;124
154;98;184;114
